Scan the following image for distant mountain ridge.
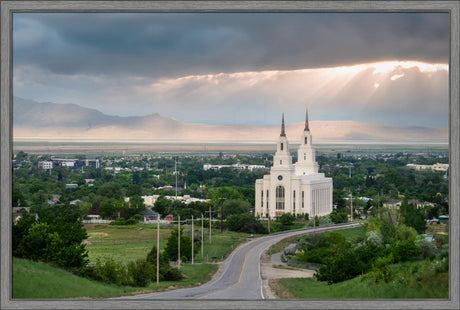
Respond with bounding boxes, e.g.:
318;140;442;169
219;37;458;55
13;97;448;143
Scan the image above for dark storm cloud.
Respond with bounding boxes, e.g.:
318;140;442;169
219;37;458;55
13;12;449;78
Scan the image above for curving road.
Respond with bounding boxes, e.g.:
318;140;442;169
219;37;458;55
134;223;360;300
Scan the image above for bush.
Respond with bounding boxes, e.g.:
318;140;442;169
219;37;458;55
146;245;183;281
366;230;384;247
415;235;439;259
226;213;266;234
93;258;128;286
164;228;198;262
279;213;295;226
319;215;333;226
391;238;423;262
372;254;394;283
127;259;154;287
315;249;365;284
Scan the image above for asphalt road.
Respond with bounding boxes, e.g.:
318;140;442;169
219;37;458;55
134;222;360;300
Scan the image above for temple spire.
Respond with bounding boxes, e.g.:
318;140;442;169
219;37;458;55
304;103;310;131
280;113;286;137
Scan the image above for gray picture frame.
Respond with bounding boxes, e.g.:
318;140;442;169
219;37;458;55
1;1;459;309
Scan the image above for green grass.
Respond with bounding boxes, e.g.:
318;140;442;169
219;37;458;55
192;230;255;263
85;224;172;264
85;224;254;265
276;260;449;299
333;225;366;242
13;257;140;298
13;257;218;299
13;224;249;298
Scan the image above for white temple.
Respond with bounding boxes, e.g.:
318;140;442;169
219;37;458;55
255;105;333;218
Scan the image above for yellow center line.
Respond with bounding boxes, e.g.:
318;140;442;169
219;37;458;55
196;238;273;299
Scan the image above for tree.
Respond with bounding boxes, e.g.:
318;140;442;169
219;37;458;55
226;213;266;234
400;200;427;234
153;196;172;216
222;199;251;219
100;198;123;219
97;182;123;200
164;227;198;262
279;213;295;226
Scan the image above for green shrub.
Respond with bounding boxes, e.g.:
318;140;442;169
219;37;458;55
127;259;154;287
372;254;394;283
279;213;295;226
315;249;365;284
164;228;198;262
391;239;423;262
415;236;439;259
110;218;127;225
226;213;266;234
93;258;128;286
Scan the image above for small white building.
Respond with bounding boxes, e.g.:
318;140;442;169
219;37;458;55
255;106;333;218
38;161;53;170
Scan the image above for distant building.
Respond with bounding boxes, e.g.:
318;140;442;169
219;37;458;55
255;106;333;218
203;163;267;172
85;159;100;169
406;163;449;171
141;194;209;207
38;161;53;170
66;184;78;189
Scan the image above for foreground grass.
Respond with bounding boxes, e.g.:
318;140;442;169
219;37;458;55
14;223;248;299
274;260;449;299
13;257;139;298
13;257;218;299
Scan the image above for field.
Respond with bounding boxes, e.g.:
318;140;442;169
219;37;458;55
85;223;256;265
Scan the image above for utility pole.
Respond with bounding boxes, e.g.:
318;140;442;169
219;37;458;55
220;192;224;233
201;213;204;257
268;216;270;235
178;215;180;270
350;191;354;221
209;205;212;244
156;217;159;286
191;215;194;265
175;157;178;200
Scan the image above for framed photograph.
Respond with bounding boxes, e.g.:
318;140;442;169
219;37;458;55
1;1;459;309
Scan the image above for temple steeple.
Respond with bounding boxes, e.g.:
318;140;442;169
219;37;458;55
304;103;310;132
280;112;286;137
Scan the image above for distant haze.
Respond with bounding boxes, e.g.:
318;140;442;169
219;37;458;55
13;97;448;144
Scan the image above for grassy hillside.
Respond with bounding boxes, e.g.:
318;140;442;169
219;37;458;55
13;257;140;298
273;259;448;299
13;257;218;299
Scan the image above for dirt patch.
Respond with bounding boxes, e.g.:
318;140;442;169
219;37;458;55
88;232;109;239
268;279;296;299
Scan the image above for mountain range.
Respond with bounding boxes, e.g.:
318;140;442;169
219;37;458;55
13;97;448;143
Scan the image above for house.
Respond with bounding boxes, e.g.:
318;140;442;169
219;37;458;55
142;208;160;223
383;199;402;209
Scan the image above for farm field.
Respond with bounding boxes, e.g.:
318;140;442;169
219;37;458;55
85;223;257;265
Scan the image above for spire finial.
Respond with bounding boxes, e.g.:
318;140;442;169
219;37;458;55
280;112;286;137
304;102;310;131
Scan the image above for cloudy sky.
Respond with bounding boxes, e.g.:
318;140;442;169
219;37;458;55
13;12;449;127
